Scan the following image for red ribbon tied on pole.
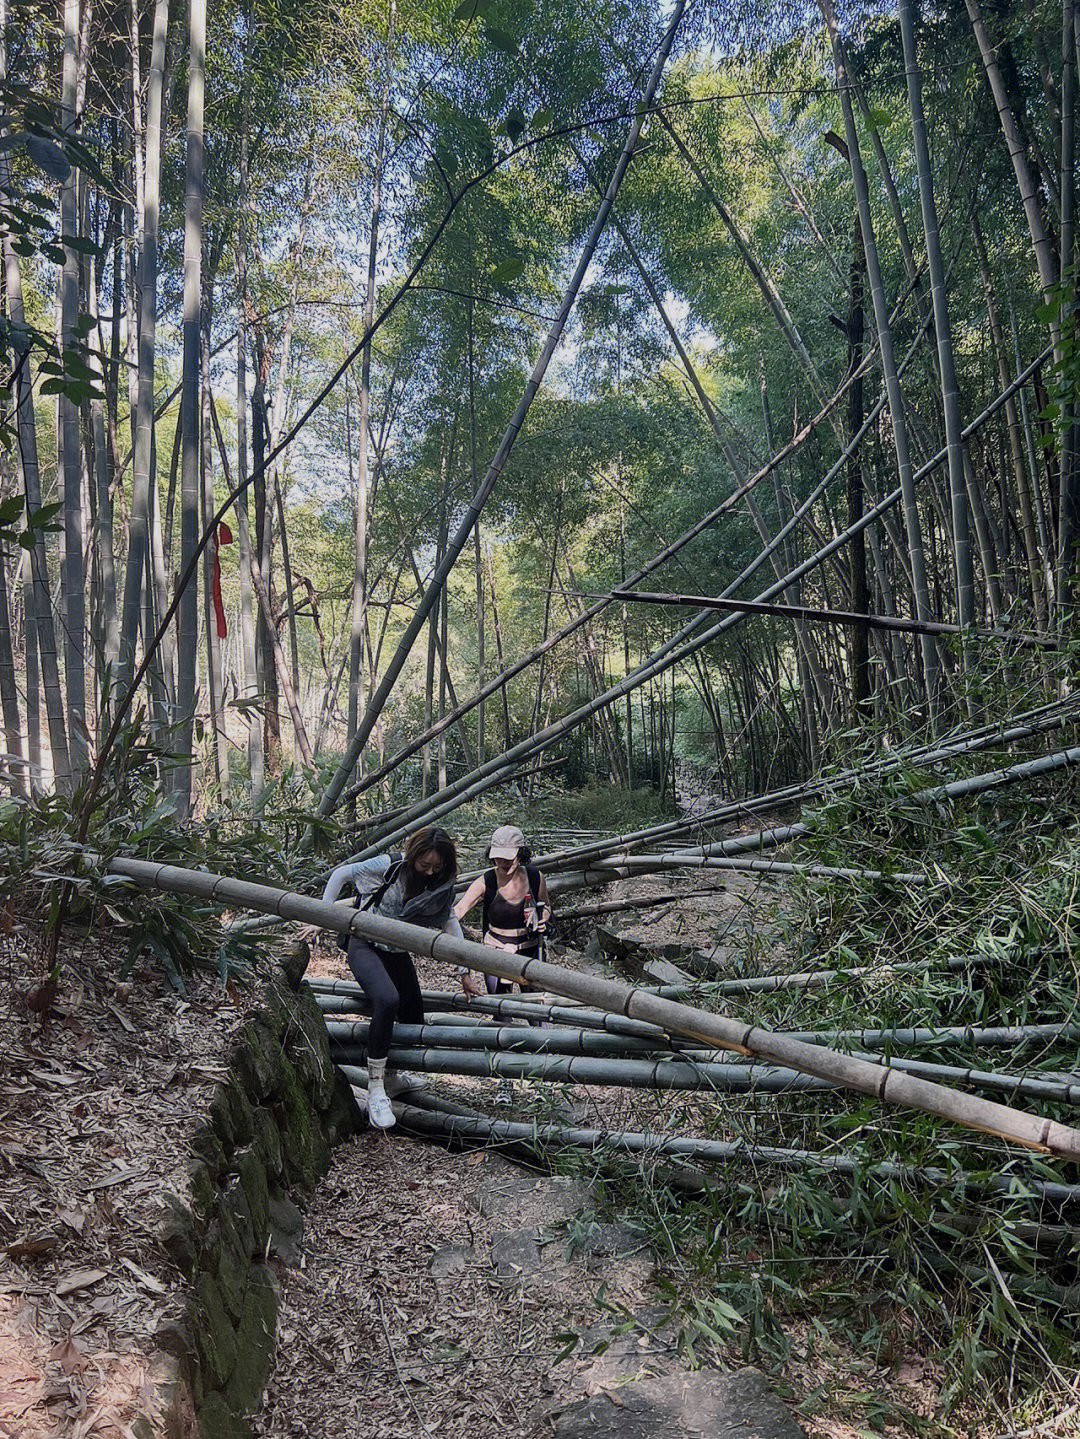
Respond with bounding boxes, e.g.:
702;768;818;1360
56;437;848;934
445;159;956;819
212;521;233;639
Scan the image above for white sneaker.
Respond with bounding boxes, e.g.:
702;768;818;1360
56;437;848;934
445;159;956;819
384;1069;427;1097
366;1079;396;1130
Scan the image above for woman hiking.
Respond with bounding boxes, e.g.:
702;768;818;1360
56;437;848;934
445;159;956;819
321;826;461;1130
454;825;551;996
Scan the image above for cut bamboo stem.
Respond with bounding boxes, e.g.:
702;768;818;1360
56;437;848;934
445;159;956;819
104;857;1080;1160
386;1103;1080;1203
337;1052;831;1092
333;1025;1080;1106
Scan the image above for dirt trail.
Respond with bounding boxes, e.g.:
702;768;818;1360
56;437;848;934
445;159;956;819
255;878;817;1439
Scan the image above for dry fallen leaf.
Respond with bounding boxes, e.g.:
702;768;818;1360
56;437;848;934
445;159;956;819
5;1234;60;1259
90;1164;145;1190
105;1001;135;1034
59;1208;87;1234
50;1334;90;1376
55;1268;108;1297
120;1256;167;1295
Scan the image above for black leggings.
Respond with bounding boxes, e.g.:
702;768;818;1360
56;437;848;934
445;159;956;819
345;939;424;1061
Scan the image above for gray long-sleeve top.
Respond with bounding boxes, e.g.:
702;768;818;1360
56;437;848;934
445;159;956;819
321;854;463;940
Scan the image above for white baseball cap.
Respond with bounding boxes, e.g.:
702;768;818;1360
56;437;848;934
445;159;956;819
489;824;525;859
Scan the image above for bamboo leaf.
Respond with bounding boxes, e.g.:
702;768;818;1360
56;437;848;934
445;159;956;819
484;24;519;55
491;256;523;284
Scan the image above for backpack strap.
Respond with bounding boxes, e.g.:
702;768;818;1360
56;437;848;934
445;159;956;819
481;868;498;933
357;853;403;914
524;865;542;906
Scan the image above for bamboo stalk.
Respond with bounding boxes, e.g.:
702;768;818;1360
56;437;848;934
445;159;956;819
386;1104;1080;1203
531;697;1080;872
334;1025;1080;1107
607;590;1057;650
311;0;687;824
104;857;1080;1159
553;888;720;921
338;1052;830;1092
543;854;929;891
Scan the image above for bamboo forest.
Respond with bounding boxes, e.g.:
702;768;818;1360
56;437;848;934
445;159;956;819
8;0;1080;1433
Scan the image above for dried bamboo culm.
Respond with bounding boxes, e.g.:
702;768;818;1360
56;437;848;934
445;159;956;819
386;1103;1080;1204
105;856;1080;1159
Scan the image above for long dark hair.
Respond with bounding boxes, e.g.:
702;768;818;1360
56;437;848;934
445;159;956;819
402;827;458;893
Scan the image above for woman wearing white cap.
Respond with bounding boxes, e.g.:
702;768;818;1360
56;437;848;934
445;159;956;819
454;825;551;997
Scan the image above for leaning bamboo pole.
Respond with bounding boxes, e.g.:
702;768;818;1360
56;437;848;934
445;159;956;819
665;743;1080;868
311;0;687;826
545;854;930;887
353;343;1056;855
104;857;1080;1159
531;697;1080;872
387;1104;1080;1204
607;590;1057;650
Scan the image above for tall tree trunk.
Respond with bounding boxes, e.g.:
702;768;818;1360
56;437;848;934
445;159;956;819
119;0;168;696
174;0;206;813
0;537;24;793
349;0;394;753
899;0;974;629
964;0;1059;297
1059;0;1078;601
820;0;939;718
311;0;686;826
467;297;485;768
485;546;512;755
208;392;314;769
971;212;1048;626
59;0;87;776
86;249;119;675
201;304;228;789
0;50;70;791
846;220;870;716
236;86;261;798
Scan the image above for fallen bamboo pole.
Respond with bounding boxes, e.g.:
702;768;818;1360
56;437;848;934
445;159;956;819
608;589;1062;650
349;1074;714;1191
104;857;1080;1159
550;854;930;884
530;698;1080;873
337;1052;832;1092
765;1022;1080;1049
553;887;721;921
310;950;986;1009
387;1103;1080;1203
329;1023;1080;1106
328;1019;674;1060
315;989;670;1039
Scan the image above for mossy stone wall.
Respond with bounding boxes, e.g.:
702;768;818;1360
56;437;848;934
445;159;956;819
162;943;360;1438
